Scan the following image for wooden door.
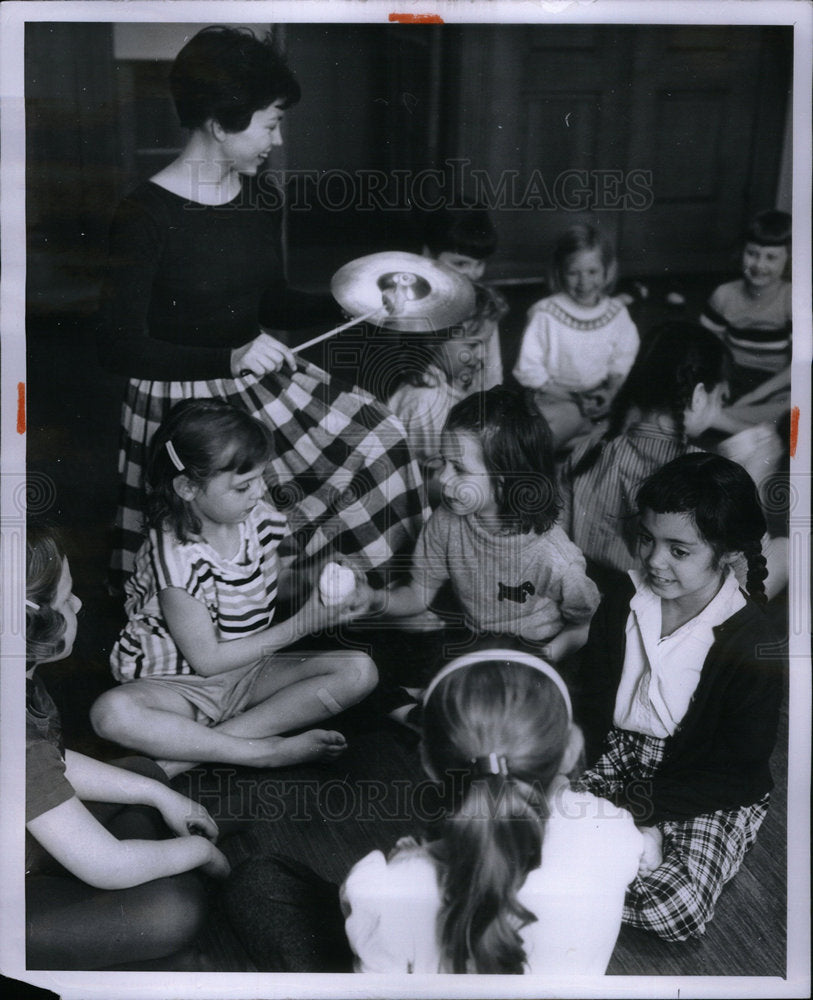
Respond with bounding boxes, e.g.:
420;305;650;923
443;24;791;279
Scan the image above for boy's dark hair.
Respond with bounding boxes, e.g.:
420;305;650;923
745;209;792;248
147;398;275;542
445;386;560;534
422;205;498;260
637;452;768;604
170;25;300;132
571;322;732;477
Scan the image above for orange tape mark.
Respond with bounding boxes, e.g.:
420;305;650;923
17;382;25;434
388;13;444;23
789;405;799;457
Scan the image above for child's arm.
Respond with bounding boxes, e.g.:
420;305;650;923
512;307;551;389
159;584;355;677
372;577;441;619
540;622;591;663
64;749;219;840
27;797;229;889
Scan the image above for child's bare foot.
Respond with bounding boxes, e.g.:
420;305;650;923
252;729;347;768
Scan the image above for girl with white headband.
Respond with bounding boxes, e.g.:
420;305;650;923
225;650;642;974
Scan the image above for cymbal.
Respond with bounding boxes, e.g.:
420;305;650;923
331;251;476;332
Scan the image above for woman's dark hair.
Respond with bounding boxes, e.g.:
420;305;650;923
550;223;617;294
422;204;498;261
422;658;571;973
745;209;792;248
26;521;68;665
170;26;301;132
445;386;560;534
637;452;768;603
571;322;732;477
147;398;275;541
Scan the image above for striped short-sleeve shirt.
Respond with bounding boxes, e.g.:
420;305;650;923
111;500;288;681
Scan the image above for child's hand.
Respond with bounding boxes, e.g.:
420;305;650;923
199;841;231;879
157;789;220;842
637;825;663;877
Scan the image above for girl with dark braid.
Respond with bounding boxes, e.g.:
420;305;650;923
557;322;785;596
574;453;784;943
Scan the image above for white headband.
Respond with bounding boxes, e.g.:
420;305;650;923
422;648;572;723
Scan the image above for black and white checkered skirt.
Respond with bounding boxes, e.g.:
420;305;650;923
110;360;428;592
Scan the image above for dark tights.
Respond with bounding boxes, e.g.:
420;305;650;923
26;757;208;970
224;855;353;972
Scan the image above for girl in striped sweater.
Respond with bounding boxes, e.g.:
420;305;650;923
92;399;377;776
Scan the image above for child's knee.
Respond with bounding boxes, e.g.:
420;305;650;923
627;867;714;942
90;686;142;741
352;654;378;695
149;872;207;952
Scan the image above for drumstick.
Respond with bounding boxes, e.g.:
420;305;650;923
293;309;385;354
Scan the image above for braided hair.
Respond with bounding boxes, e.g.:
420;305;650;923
636;452;768;604
571;322;732;478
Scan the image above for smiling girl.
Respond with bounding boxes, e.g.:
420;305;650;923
574;452;784;942
513;224;639;449
90;400;377;775
372;387;599;686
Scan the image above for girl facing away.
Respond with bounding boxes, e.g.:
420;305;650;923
25;523;229;970
223;651;642;974
512;223;640;450
574;453;785;942
558;322;787;598
90;399;377;776
342;652;643;973
373;386;600;675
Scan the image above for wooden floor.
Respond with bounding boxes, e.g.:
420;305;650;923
23;276;790;979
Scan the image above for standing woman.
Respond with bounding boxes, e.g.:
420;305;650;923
99;26;425;589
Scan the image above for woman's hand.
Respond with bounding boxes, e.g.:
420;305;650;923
152;785;219;842
637;825;663;877
231;331;296;378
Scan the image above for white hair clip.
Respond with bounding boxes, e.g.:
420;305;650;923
26;599;40;611
165;440;185;472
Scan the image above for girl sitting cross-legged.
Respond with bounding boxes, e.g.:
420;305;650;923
91;399;377;776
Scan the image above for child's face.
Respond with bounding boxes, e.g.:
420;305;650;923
742;242;788;291
438;334;485;387
188;464;267;529
435;251;486;282
637;509;727;607
41;558;82;663
437;430;498;519
561;248;606;307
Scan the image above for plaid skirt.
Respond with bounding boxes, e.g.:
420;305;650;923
579;727;770;941
111;360;428;592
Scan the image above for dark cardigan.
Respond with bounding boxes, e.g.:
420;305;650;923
574;572;785;824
